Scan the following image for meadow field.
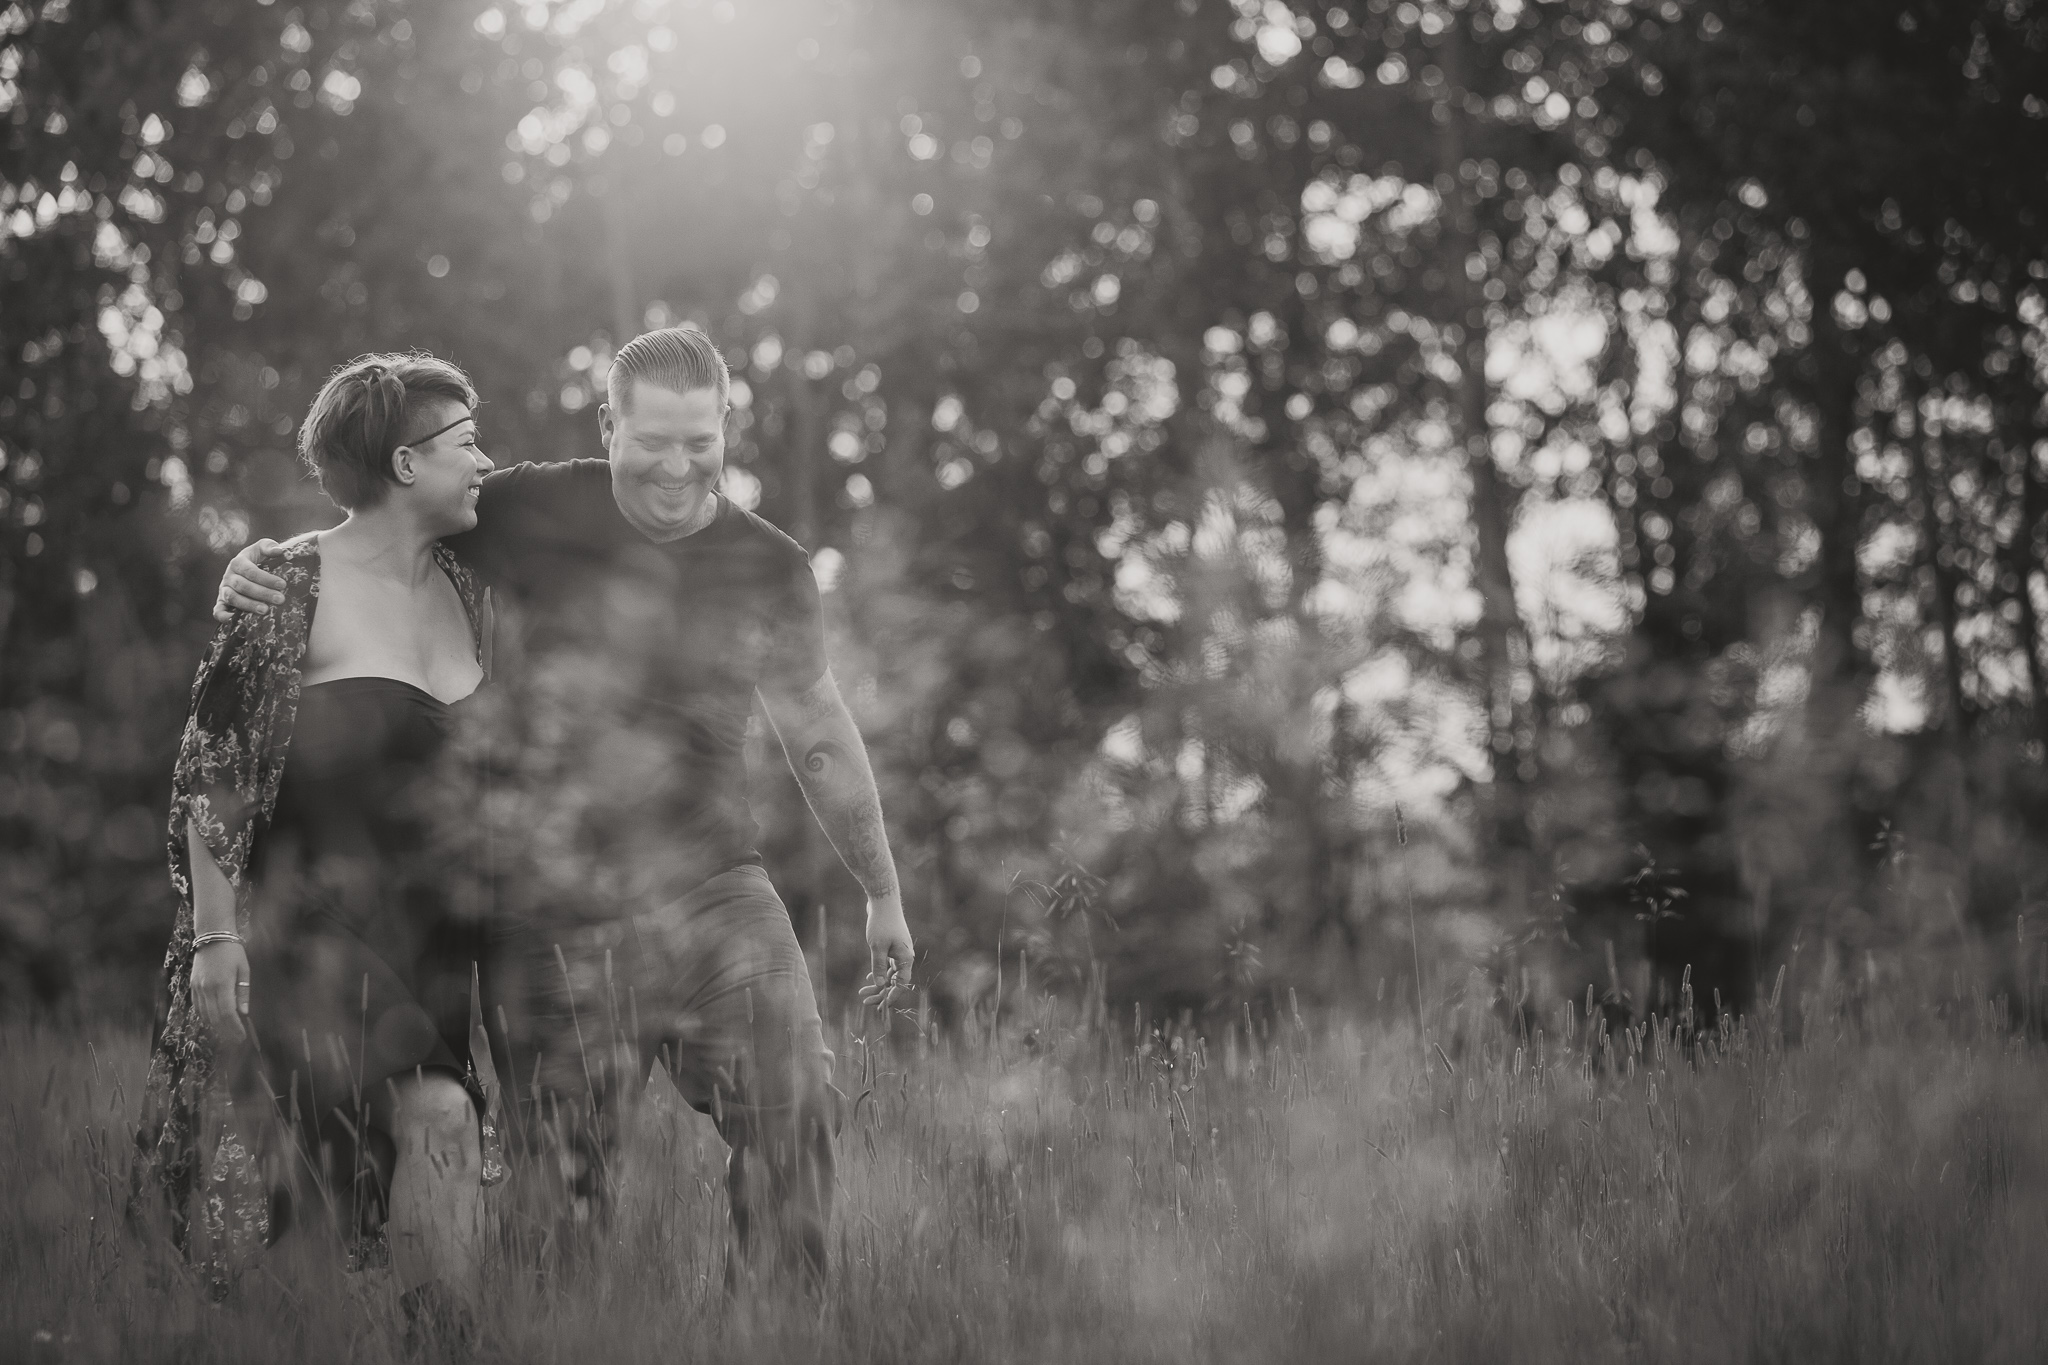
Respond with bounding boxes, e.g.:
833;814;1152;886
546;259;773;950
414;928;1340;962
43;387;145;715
5;981;2047;1365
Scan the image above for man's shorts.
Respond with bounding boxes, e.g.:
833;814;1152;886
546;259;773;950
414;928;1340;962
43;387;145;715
510;862;836;1142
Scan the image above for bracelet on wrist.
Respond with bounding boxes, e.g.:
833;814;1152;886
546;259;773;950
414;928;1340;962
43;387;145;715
192;931;242;950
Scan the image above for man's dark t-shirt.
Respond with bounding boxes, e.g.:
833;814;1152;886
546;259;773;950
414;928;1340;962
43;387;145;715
442;458;825;910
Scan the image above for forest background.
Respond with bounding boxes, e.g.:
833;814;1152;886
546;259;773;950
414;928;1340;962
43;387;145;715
3;0;2045;1028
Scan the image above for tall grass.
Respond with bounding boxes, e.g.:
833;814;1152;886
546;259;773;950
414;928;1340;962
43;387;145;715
5;980;2047;1363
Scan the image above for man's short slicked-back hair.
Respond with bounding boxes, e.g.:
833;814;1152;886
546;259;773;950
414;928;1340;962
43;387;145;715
607;325;730;413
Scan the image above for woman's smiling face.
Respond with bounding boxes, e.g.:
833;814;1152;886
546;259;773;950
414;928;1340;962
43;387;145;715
397;400;492;534
601;380;727;539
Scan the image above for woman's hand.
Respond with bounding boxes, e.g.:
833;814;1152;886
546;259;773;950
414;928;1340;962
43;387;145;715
190;939;251;1041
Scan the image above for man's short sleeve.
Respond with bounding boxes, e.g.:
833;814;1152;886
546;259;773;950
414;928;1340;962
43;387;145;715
440;465;524;586
443;461;582;587
766;549;828;695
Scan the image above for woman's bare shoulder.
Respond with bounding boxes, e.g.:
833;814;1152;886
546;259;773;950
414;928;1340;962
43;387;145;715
271;533;323;583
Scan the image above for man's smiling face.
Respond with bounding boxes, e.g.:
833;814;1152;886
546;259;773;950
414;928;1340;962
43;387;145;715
601;379;727;540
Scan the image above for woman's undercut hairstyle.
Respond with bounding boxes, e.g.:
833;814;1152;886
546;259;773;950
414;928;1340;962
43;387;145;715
607;325;730;413
297;352;477;510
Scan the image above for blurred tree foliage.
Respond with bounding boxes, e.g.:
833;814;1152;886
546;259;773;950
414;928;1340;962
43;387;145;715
3;0;2045;1020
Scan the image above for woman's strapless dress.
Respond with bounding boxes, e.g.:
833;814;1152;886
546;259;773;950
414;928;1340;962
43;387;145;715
240;676;485;1225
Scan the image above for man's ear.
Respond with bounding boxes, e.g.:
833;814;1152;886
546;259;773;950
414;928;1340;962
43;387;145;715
390;445;417;486
597;403;615;447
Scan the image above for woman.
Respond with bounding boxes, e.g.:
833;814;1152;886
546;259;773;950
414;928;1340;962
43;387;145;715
131;352;501;1328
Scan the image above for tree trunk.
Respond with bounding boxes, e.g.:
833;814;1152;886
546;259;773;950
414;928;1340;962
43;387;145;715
1801;264;1872;723
782;285;824;549
1904;394;1975;890
1789;255;1880;920
1911;399;1968;739
599;181;639;344
1440;15;1535;913
2012;413;2048;750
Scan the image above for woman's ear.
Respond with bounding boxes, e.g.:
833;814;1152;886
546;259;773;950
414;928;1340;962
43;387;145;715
391;445;418;487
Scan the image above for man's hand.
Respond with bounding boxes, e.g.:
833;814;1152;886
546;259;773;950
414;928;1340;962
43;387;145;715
762;670;915;1010
213;539;290;622
190;939;251;1041
860;894;915;1011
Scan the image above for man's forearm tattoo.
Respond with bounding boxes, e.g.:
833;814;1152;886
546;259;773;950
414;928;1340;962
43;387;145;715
836;795;899;902
792;671;841;727
802;737;852;779
794;723;899;901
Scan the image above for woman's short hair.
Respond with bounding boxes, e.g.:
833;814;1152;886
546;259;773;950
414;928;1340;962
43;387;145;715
297;352;477;509
606;325;730;413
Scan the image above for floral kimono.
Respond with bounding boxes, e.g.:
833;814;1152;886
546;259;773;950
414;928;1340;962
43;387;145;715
129;537;503;1293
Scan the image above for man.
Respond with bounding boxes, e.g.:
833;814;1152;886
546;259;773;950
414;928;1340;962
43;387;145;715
213;327;913;1281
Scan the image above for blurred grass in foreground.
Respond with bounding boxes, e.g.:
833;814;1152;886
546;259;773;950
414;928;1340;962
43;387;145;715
4;983;2047;1364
